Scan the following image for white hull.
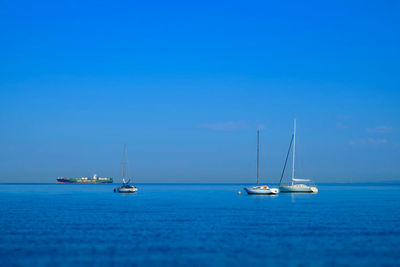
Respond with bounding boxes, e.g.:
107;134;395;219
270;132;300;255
279;184;318;193
115;186;138;193
244;186;279;195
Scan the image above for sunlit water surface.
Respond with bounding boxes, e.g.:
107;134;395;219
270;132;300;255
0;183;399;266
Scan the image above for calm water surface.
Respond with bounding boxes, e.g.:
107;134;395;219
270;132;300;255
0;183;399;266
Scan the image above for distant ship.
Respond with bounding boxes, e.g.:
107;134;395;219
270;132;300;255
57;174;113;183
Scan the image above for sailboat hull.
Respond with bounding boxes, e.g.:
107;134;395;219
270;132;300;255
115;186;138;193
279;184;318;193
244;186;279;195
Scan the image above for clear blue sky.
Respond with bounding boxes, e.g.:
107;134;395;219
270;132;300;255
1;0;399;183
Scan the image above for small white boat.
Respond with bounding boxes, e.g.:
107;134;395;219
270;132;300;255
244;185;279;195
114;145;138;193
278;119;318;193
279;180;318;193
115;182;138;193
244;130;279;195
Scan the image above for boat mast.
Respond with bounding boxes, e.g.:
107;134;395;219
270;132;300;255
291;119;296;185
123;144;126;183
279;133;294;186
257;130;260;186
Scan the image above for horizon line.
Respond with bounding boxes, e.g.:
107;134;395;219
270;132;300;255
1;181;400;185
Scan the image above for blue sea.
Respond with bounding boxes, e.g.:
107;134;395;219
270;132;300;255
0;183;399;266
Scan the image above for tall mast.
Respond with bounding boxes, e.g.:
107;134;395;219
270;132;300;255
291;119;296;184
257;130;260;185
123;144;126;182
279;133;294;186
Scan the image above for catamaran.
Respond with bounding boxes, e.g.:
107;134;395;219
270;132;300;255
244;130;279;195
279;119;318;193
114;145;138;193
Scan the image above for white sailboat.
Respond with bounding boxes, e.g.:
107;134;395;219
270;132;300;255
244;130;279;195
114;145;138;193
279;119;318;193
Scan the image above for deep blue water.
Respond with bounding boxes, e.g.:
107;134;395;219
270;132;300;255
0;183;399;266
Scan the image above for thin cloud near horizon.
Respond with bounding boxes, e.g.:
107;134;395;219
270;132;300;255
366;126;393;134
349;138;388;146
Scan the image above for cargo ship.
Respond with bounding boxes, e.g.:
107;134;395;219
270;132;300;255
57;174;113;183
